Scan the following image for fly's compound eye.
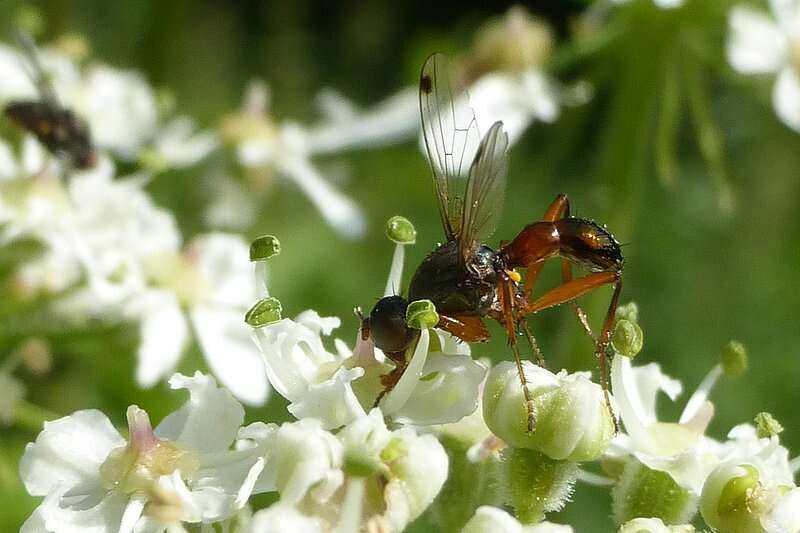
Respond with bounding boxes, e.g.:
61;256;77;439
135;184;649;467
369;295;416;353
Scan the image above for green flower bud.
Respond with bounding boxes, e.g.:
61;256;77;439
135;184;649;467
386;216;417;244
754;412;783;439
249;235;281;261
618;517;695;533
612;319;644;358
721;340;747;377
612;459;697;526
245;297;282;327
483;362;614;462
616;302;639;323
406;299;439;330
700;464;764;533
506;447;578;523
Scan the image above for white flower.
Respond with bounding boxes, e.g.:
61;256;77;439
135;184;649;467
468;70;558;145
727;1;800;131
609;354;721;496
254;312;485;429
462;506;574;533
617;517;695;533
19;372;262;533
222;80;365;239
131;232;269;405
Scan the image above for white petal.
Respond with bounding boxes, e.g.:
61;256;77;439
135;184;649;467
394;353;486;426
156;372;244;453
275;153;366;239
20;410;124;496
79;66;158;158
33;484;130;533
191;307;270;406
382;429;448;531
133;291;189;388
762;487;800;532
251;313;342;402
308;86;419;154
380;329;430;416
773;66;800;131
188;233;257;309
249;504;322;533
287;366;366;429
270;419;344;505
0;45;37;103
727;6;786;74
155;117;218;168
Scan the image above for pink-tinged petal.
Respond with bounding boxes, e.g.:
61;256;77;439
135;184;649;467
133;291;189;388
191;307;270;406
155;372;244;453
773;66;800;131
20;410;124;497
727;6;786;74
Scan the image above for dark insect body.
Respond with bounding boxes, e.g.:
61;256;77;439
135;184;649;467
364;54;624;430
2;32;96;170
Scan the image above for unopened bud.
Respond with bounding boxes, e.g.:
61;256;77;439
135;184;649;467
612;319;643;358
245;297;282;327
483;362;613;462
406;299;438;330
249;235;281;261
721;340;747;377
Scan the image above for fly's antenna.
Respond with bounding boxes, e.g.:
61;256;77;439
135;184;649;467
14;29;60;107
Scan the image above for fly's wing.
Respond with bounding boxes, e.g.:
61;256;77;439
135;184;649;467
15;30;61;107
460;120;508;258
419;53;481;243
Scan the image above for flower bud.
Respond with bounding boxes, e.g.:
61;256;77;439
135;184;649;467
754;412;783;439
612;459;697;526
721;340;747;377
245;297;282;327
617;517;695;533
406;299;439;330
483;362;614;462
700;463;764;533
386;216;416;245
612;319;643;358
506;447;579;523
250;235;281;261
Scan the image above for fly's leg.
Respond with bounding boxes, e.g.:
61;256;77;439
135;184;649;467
373;350;408;408
523;271;622;431
497;276;537;433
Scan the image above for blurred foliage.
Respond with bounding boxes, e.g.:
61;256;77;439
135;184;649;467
1;0;799;531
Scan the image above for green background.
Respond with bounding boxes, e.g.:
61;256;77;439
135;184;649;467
1;0;798;530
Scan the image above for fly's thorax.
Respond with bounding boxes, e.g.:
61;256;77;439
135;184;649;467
555;217;623;272
408;240;499;316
